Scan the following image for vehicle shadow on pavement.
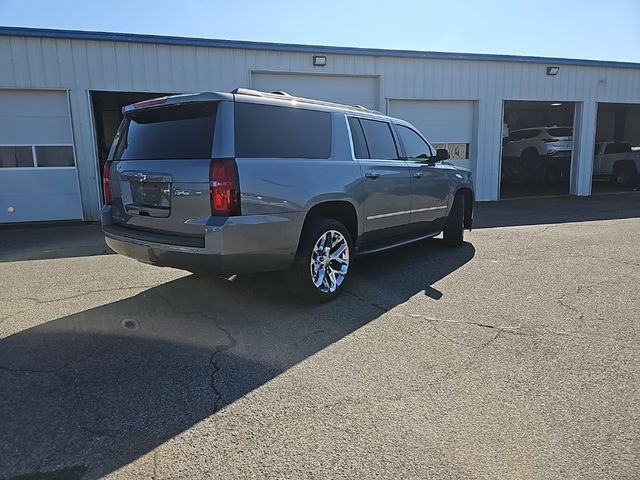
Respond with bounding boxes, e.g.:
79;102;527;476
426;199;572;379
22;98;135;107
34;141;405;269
0;239;474;480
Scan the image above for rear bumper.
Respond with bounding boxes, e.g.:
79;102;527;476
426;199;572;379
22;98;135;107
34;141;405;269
102;208;304;275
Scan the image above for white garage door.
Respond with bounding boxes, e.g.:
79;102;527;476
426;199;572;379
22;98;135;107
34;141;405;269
252;73;379;110
389;100;475;170
0;89;82;223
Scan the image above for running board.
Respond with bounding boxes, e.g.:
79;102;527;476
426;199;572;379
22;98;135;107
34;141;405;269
356;231;441;256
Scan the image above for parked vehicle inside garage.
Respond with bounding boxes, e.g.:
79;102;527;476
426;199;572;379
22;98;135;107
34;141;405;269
501;126;573;185
101;89;474;302
593;141;640;186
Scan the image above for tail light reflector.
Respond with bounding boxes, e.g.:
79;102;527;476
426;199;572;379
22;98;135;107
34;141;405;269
210;159;241;216
102;162;112;205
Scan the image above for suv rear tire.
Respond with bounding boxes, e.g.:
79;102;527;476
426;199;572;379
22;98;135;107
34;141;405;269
443;194;464;247
285;218;353;303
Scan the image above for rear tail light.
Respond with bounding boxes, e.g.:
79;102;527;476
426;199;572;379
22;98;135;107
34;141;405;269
102;162;112;205
210;158;241;216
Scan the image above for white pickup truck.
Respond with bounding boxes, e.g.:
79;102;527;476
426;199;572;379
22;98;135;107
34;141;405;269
593;142;640;186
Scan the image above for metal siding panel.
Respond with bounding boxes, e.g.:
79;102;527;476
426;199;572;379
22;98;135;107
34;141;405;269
141;44;161;92
128;43;148;90
156;45;174;92
114;41;133;88
70;40;90;88
40;39;62;87
86;41;105;89
251;72;379;110
24;38;45;87
54;39;74;87
10;37;30;86
99;41;119;88
0;39;16;85
67;88;99;219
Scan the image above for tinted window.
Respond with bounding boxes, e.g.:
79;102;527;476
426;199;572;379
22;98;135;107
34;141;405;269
35;146;75;167
114;103;217;160
397;125;432;160
235;103;331;159
0;146;33;168
604;142;631;154
547;127;573;137
510;130;541;141
359;119;399;160
595;143;602;155
348;117;369;159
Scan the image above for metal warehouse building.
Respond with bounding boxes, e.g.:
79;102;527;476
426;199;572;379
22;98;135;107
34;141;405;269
1;26;639;223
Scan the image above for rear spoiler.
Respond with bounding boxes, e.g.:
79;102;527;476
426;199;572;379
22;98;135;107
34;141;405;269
122;91;233;114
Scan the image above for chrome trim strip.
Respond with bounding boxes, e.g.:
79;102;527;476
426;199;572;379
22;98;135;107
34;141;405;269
366;205;447;220
366;210;411;220
410;205;448;214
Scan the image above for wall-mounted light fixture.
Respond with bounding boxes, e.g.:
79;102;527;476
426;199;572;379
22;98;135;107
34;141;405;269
546;66;560;76
313;55;327;67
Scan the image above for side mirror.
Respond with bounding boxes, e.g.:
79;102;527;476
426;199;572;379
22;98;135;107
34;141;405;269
434;148;450;161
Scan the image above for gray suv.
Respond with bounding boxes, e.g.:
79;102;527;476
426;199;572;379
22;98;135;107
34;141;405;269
102;88;474;302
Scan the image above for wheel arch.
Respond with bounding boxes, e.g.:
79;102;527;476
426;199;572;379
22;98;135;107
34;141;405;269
301;199;360;245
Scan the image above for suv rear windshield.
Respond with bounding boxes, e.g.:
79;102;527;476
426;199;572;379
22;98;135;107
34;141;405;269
547;127;572;137
234;103;331;159
113;103;217;160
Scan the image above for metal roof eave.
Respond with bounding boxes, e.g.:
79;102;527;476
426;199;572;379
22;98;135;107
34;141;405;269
1;26;640;70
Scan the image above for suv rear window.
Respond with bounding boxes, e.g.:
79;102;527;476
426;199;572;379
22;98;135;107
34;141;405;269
547;127;572;137
114;103;217;160
235;103;331;159
509;129;541;141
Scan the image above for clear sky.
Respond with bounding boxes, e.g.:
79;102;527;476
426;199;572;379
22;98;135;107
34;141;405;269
1;0;640;62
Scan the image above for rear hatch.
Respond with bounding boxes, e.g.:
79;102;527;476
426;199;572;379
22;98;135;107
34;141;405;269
545;127;573;152
105;101;217;247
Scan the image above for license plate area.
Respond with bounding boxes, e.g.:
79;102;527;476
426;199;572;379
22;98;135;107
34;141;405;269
120;171;172;218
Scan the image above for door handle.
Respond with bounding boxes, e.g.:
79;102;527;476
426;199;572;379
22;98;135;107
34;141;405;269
365;171;381;179
412;172;424;178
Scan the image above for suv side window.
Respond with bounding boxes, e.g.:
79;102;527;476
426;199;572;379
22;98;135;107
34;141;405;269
235;103;331;159
348;117;369;159
359;118;400;160
396;125;433;160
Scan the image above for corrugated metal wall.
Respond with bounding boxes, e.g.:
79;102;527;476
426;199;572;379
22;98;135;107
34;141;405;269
1;35;639;219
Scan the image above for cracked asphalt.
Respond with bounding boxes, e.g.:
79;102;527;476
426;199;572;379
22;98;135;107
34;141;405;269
0;194;639;479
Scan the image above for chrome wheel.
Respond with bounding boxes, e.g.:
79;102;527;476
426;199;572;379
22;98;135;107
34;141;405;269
310;230;350;293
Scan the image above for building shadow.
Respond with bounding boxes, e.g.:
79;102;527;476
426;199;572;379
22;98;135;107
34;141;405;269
0;238;474;480
0;223;111;263
474;192;640;229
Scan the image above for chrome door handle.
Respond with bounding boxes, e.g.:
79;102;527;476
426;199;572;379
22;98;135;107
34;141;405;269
412;172;424;178
365;171;381;179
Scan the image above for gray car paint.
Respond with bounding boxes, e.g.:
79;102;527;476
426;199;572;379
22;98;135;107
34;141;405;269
102;91;473;275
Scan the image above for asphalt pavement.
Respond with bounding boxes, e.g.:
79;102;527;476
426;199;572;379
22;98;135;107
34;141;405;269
0;194;639;479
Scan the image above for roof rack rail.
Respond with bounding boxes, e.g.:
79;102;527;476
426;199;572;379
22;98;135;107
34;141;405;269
230;87;264;96
230;87;384;114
